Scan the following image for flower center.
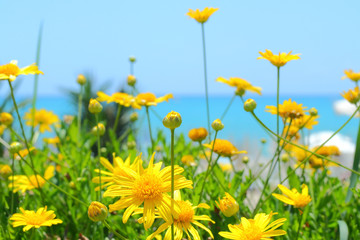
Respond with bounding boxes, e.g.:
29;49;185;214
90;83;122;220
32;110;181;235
174;201;194;223
26;214;47;226
294;194;311;208
133;173;162;200
238;222;263;240
137;93;156;103
0;63;19;76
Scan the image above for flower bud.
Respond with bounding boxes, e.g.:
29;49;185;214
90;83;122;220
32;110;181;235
215;192;239;217
244;99;257;112
91;123;106;136
9;142;22;154
309;107;318;117
69;181;76;189
235;88;245;97
242;156;249;164
129;56;136;63
88;201;108;222
211;119;224;131
281;153;290;163
77;74;86;85
88;99;103;114
130;112;138;122
188;127;208;142
0;164;12;178
127;140;136;149
0;112;13;126
127;75;136;87
260;138;267;144
163;111;182;130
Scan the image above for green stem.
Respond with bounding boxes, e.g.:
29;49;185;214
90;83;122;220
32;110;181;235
113;105;122;132
346;117;360;202
276;67;281;182
201;23;211;141
95;114;102;201
295;211;304;240
8;80;44;204
11;155;15;214
78;85;83;145
230;157;236;173
103;220;127;240
170;129;175;240
145;107;154;152
9;127;24;142
198;131;218;204
221;94;236;120
31;23;43;140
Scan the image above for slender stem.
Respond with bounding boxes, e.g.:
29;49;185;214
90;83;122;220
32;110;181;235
0;136;10;149
113;105;122;131
170;129;175;240
221;94;236;120
295;211;304;240
198;131;218;204
103;220;127;240
78;85;83;144
31;23;43;140
276;67;281;182
95;114;102;201
145;107;154;152
8;80;44;204
11;155;15;214
230;157;236;173
201;23;211;141
9;127;24;142
130;62;134;75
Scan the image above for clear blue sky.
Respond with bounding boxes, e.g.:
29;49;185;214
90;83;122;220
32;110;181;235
1;0;359;97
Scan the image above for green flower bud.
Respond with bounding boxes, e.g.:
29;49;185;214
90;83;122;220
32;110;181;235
211;119;224;131
88;99;103;114
9;142;22;154
244;98;257;112
163;111;182;130
88;201;108;222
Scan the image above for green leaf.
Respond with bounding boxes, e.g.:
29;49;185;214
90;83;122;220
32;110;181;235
337;220;349;240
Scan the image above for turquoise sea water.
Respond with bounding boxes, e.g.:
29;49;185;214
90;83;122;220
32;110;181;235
7;95;357;147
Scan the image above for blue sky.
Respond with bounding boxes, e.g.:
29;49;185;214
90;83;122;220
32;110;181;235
1;0;360;97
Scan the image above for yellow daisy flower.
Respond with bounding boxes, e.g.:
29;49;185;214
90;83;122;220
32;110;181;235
97;91;141;109
8;166;55;193
216;192;239;217
14;147;36;161
341;86;360;104
181;155;196;166
216;77;262;95
292;114;319;130
24;109;60;133
266;99;306;119
273;184;311;208
92;153;142;191
103;153;193;229
0;164;12;178
10;206;62;232
0;112;14;126
43;136;60;146
188;127;208;142
258;49;300;67
203;139;247;157
146;191;214;240
342;69;360;82
186;7;219;23
0;60;43;82
314;145;340;157
136;92;173;107
219;211;286;239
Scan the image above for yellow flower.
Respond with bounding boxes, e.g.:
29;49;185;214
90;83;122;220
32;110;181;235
203;139;247;157
266;99;306;119
0;112;13;126
290;145;310;163
0;60;43;82
136;92;173;107
14;147;36;160
219;163;232;172
273;184;311;208
313;145;340;157
216;77;262;95
24;109;60;133
186;7;219;23
103;153;193;229
88;201;108;222
92;153;141;191
10;206;62;232
341;86;360;104
292;114;319;130
0;164;12;178
282;125;300;141
97;91;140;109
188;127;208;142
342;69;360;82
258;49;300;67
8;166;55;193
43;136;60;146
219;211;286;239
181;155;196;166
216;192;239;217
146;191;214;240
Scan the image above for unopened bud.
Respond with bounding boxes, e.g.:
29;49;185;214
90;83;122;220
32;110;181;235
215;192;239;217
163;111;182;130
9;142;22;154
0;112;13;126
77;74;86;85
309;107;318;116
91;123;106;136
281;153;290;163
244;99;257;112
88;201;108;222
127;75;136;87
130;112;138;122
127;141;136;149
88;99;103;114
129;56;136;63
261;138;267;144
242;156;249;164
235;88;245;96
211;119;224;131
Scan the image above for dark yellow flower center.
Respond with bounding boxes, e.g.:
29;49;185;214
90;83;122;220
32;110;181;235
0;63;19;76
137;93;156;103
175;201;194;223
133;173;162;200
